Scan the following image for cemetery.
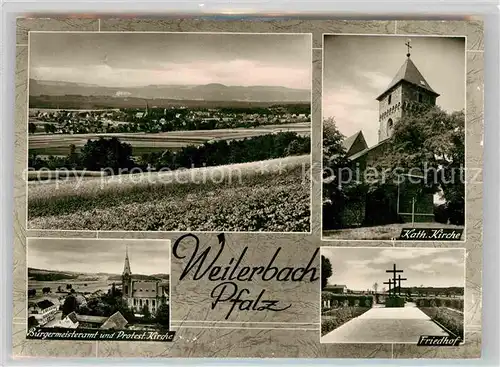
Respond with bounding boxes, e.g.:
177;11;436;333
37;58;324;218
321;263;464;343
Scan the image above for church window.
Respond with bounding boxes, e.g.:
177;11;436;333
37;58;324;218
133;299;136;306
418;93;423;103
387;119;394;135
140;299;143;306
152;300;155;307
388;94;392;105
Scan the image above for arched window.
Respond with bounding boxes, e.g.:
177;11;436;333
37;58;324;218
387;118;394;136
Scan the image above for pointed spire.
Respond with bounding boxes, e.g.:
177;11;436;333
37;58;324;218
123;245;131;275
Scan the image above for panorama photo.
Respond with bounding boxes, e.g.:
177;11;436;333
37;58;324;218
322;35;466;240
28;32;312;232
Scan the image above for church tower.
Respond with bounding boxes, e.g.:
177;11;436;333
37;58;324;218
122;246;132;298
375;40;439;142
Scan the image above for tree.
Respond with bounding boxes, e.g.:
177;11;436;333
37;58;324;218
79;137;134;174
321;255;332;290
62;295;78;317
28;122;37;134
141;305;151;320
375;106;465;225
28;316;39;329
155;302;170;329
373;282;379;294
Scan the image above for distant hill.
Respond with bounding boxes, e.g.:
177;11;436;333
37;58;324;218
29;79;310;103
28;267;169;282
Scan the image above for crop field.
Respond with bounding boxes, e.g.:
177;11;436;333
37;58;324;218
29;122;311;156
28;155;311;232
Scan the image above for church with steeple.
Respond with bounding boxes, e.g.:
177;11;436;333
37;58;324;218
341;40;437;225
121;247;169;316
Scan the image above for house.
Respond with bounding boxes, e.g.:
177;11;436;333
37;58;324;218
28;299;58;326
52;311;79;329
325;284;348;294
51;311;128;330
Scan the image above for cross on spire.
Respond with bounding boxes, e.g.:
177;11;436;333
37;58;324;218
405;39;412;58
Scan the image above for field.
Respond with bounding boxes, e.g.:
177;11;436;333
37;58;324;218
29;122;311;157
323;222;465;240
28;155;311;232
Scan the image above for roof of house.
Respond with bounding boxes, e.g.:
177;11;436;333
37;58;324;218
328;284;347;289
376;57;439;100
75;314;108;324
66;311;79;324
100;311;128;330
36;299;55;310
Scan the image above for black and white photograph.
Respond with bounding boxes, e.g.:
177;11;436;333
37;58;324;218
27;32;312;233
320;247;465;344
322;35;466;240
26;238;171;340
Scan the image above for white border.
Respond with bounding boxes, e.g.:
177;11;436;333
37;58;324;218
319;33;468;243
24;31;314;235
25;236;172;336
318;246;467;344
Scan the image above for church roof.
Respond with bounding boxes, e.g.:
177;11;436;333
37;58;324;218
376;56;439;101
343;131;368;157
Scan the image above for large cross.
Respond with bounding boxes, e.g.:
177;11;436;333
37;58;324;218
396;274;407;296
383;279;393;295
405;39;412;57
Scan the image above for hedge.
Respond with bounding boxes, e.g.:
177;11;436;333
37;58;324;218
418;307;464;339
321;292;373;310
321;307;370;336
415;298;464;311
385;296;405;308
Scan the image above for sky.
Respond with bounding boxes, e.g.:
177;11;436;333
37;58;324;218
28;238;170;275
322;247;464;291
323;35;465;147
29;32;312;90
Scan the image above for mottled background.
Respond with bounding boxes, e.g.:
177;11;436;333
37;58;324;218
13;18;483;359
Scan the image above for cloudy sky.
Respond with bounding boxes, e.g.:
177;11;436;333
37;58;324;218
322;247;464;291
28;238;170;275
29;32;311;90
323;35;465;147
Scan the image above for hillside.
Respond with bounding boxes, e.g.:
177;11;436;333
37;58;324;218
28;155;311;232
28;267;169;282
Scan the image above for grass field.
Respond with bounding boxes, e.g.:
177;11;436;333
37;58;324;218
28;155;311;232
29;122;311;156
322;222;465;241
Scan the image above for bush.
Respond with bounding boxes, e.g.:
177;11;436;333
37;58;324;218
419;307;464;339
321;292;373;311
385;296;405;308
415;297;463;311
321;307;370;336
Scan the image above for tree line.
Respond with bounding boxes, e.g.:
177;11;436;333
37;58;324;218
28;132;311;174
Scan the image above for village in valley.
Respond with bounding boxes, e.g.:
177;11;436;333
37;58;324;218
27;239;170;333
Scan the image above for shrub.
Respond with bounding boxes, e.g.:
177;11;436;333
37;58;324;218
415;297;463;311
321;292;373;311
321;307;370;336
385;296;405;308
419;307;464;339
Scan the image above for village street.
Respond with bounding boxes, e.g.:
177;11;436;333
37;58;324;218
321;303;450;344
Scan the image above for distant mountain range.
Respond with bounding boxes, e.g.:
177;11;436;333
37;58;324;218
29;79;310;103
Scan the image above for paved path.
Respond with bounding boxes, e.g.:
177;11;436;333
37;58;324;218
321;304;449;344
